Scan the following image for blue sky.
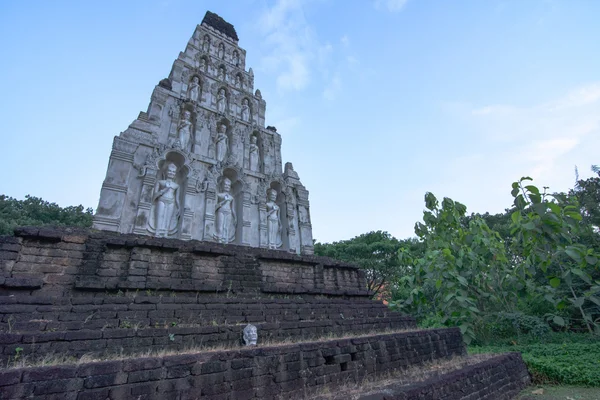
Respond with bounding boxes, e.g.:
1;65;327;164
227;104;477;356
1;0;599;243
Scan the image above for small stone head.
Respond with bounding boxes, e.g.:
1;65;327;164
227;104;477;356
243;324;258;346
268;188;277;202
250;135;257;144
218;124;226;134
242;98;249;106
165;163;177;180
183;110;191;120
191;76;199;84
222;177;232;193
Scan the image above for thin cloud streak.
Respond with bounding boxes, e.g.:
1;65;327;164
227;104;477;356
435;82;600;219
257;0;317;92
374;0;409;12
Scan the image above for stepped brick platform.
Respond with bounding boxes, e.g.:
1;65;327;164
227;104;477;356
0;227;530;399
315;353;530;400
0;329;466;399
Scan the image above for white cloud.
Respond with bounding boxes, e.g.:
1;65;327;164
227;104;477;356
257;0;320;92
374;0;409;12
549;82;600;110
436;83;600;217
340;35;350;48
273;116;301;135
322;73;342;101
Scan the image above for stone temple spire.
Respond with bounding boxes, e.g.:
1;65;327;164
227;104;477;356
92;11;315;255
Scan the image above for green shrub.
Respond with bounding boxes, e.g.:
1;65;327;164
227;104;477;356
476;312;550;343
470;334;600;386
417;313;446;329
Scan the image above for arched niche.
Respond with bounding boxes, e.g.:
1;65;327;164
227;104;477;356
217;64;227;81
234;72;244;89
217;167;245;245
240;97;252;123
186;74;202;103
198;55;209;73
202;35;211;52
214;117;234;162
248;130;263;173
267;181;290;251
147;151;190;238
217;42;225;59
157;150;191;193
176;103;197;152
215;86;230;114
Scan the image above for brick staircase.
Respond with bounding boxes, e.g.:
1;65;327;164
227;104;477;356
0;227;530;399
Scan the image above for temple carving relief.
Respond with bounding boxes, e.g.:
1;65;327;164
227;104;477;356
93;11;314;254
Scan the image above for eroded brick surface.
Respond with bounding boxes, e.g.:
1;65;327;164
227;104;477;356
0;329;470;399
0;227;370;298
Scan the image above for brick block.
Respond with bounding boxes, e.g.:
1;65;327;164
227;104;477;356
83;372;128;389
0;370;21;387
77;361;123;377
22;366;77;382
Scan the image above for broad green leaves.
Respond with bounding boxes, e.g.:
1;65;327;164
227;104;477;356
392;174;600;343
510;177;600;334
391;192;514;344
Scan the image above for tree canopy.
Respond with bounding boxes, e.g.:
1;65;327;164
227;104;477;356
0;195;93;235
314;231;424;296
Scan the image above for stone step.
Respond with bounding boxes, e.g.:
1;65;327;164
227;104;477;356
312;353;530;400
0;295;410;332
0;316;417;364
0;328;467;400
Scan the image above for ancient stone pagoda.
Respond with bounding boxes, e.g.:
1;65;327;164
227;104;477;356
0;11;531;400
93;11;314;255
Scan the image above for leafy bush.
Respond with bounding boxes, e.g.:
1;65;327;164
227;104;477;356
390;193;518;344
390;176;600;344
417;313;446;329
471;334;600;386
479;312;550;342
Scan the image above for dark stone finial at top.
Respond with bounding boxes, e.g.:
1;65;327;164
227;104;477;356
266;126;277;132
202;11;239;41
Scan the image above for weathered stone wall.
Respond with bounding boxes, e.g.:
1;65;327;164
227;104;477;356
0;294;417;363
0;296;407;332
0;329;465;400
0;227;370;298
371;353;530;400
0;316;416;364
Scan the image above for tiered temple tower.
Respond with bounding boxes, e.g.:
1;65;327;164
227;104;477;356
93;11;314;255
